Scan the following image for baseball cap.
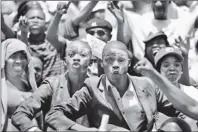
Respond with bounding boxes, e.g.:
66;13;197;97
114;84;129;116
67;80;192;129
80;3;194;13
86;18;112;32
144;31;168;44
154;47;184;67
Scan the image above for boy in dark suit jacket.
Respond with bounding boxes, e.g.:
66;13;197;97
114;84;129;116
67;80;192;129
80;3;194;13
46;41;179;131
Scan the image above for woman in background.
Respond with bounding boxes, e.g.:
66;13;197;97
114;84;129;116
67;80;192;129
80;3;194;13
154;46;198;130
1;38;37;131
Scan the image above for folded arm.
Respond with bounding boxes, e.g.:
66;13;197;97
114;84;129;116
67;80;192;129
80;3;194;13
46;86;92;131
11;80;54;132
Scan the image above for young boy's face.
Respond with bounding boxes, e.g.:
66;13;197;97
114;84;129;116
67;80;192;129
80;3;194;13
65;41;91;74
102;42;130;82
26;9;46;35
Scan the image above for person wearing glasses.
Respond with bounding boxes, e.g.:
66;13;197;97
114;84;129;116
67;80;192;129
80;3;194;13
45;41;179;131
46;2;112;77
85;18;113;77
86;18;112;44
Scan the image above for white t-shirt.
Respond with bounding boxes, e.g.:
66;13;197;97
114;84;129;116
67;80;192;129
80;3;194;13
179;84;198;131
123;5;195;59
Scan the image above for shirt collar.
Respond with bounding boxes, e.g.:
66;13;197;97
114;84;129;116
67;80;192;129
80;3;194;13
105;74;133;92
66;71;89;90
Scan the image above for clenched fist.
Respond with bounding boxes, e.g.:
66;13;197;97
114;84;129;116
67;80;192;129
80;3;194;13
56;1;71;15
19;16;29;33
134;58;155;78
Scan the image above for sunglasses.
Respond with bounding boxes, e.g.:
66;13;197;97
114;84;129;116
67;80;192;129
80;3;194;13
87;30;106;37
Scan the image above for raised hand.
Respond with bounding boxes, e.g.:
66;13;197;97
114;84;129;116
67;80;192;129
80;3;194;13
56;1;71;15
134;58;155;77
174;36;190;57
107;1;124;22
19;16;29;33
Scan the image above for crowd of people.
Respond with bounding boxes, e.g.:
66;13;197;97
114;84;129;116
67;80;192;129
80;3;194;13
1;0;198;131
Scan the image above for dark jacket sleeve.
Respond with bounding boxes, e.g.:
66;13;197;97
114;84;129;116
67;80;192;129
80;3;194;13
156;87;180;117
11;78;56;132
45;86;92;130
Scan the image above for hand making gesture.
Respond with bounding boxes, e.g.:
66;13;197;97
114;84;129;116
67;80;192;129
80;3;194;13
57;1;71;15
107;1;124;22
19;16;29;33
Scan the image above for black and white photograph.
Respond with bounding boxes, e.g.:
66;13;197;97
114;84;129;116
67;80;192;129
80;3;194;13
1;0;198;131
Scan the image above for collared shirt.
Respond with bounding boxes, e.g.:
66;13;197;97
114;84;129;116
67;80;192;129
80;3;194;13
105;77;147;131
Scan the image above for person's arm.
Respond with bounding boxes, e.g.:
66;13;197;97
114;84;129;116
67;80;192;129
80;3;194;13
134;59;198;120
63;1;98;40
45;86;95;131
107;2;131;45
174;36;190;85
155;85;180;117
46;2;70;53
11;78;55;132
1;14;16;38
72;1;98;26
18;16;29;46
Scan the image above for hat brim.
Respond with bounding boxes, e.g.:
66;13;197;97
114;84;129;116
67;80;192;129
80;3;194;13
86;26;112;33
144;34;167;44
155;52;184;68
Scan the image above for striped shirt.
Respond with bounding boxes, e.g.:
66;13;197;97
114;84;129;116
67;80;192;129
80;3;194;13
29;40;66;79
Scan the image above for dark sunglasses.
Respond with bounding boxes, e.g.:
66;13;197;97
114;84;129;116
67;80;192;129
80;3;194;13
87;30;106;37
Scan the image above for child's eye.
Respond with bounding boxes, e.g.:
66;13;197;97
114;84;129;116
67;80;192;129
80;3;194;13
80;53;87;57
105;58;113;63
68;53;75;57
118;58;125;63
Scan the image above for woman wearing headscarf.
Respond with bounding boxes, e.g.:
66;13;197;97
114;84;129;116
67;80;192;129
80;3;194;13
1;38;37;131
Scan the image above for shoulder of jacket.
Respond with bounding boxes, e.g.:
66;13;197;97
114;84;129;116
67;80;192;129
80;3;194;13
129;75;157;92
42;74;65;90
129;75;152;82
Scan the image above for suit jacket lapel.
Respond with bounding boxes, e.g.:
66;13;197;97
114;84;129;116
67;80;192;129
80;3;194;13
97;76;113;110
60;74;71;100
130;76;155;124
53;74;70;105
97;75;124;121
